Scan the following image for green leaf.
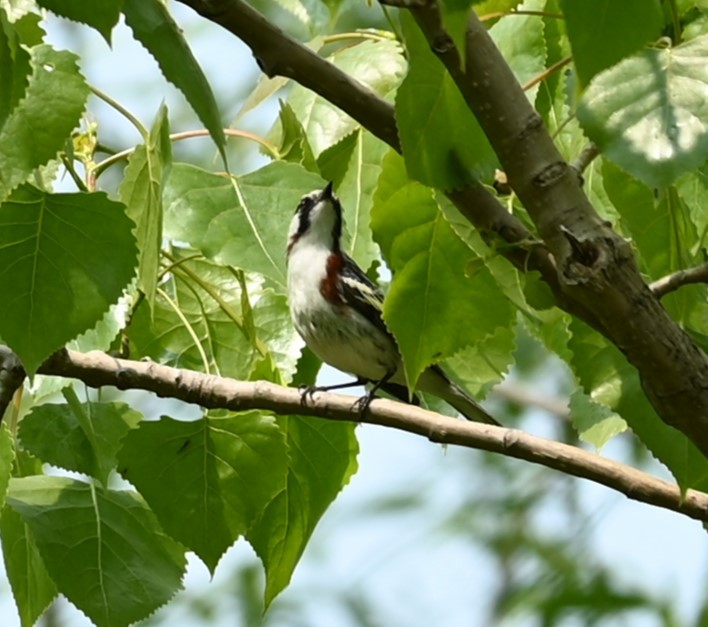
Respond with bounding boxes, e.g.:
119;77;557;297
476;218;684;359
372;152;514;389
441;0;473;69
0;186;137;374
7;476;187;627
318;129;389;271
473;0;522;13
274;99;318;172
129;255;258;378
117;411;288;574
560;0;663;86
120;104;171;310
36;0;123;43
577;35;708;188
489;0;547;104
122;0;226;163
675;162;708;254
0;424;13;507
247;416;358;608
163;161;324;286
0;0;37;23
69;294;132;354
439;192;531;312
445;325;516;397
602;162;708;329
568;319;708;492
252;289;304;384
0;505;57;627
396;12;497;190
18;400;142;486
0;44;89;202
285;38;406;155
0;9;32;123
602;162;686;279
568;389;627;450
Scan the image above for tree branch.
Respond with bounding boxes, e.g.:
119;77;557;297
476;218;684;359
174;0;708;454
650;263;708;298
20;348;706;522
406;3;708;455
173;0;602;327
571;142;599;177
177;0;400;150
0;345;24;423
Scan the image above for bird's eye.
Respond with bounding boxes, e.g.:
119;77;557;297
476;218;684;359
296;194;317;215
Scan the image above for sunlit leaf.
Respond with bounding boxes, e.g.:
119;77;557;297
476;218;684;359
163;161;324;286
577;35;708;187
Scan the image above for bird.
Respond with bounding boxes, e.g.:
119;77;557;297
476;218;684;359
286;181;500;426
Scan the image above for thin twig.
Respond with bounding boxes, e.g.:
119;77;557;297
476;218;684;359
521;56;572;92
650;263;708;298
93;128;280;177
24;347;706;521
570;143;599;177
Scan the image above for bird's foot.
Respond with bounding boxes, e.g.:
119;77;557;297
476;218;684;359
352;390;376;417
298;384;319;406
298;378;368;407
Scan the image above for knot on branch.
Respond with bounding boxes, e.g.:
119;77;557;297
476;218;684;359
431;33;455;55
559;225;605;286
533;161;567;188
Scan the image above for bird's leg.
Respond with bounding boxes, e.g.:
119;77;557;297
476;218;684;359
298;378;368;406
353;371;395;416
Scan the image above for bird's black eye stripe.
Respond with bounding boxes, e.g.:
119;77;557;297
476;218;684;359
295;195;316;235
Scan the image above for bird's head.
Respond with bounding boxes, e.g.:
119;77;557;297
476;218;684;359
287;181;343;257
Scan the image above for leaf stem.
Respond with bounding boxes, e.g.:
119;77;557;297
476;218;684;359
61;154;89;192
522;56;572;92
666;0;682;44
162;251;269;358
157;286;213;375
479;10;564;22
323;31;394;44
89;85;148;138
92;129;280;178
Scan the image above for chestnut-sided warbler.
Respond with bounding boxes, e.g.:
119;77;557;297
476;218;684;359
286;182;499;426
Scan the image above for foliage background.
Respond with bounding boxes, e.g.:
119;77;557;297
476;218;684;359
0;1;707;626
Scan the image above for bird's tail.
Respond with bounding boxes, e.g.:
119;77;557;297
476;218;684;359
418;366;500;426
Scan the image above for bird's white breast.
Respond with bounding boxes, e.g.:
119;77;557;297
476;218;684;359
287;242;399;381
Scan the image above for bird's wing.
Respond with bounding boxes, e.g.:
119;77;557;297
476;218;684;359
338;253;392;337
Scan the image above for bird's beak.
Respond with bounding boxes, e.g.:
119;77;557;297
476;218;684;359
322;181;334;200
